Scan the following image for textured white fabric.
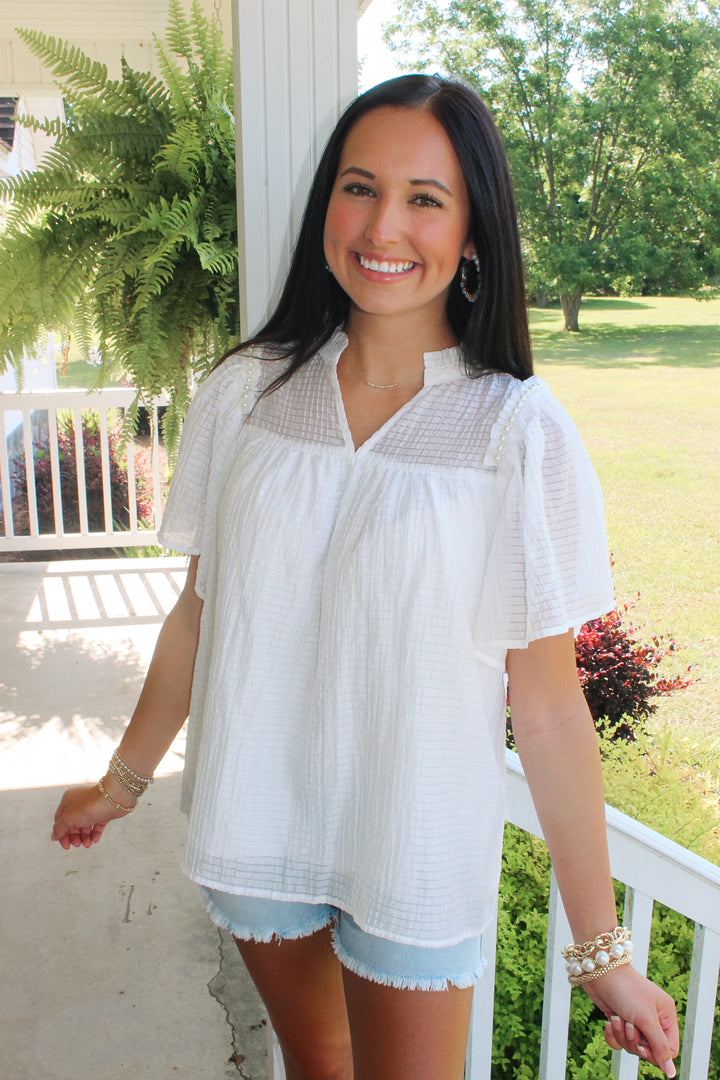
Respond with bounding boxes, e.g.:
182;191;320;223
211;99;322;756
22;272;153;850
158;330;614;946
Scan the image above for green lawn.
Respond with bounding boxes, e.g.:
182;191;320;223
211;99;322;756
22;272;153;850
56;353;124;389
530;297;720;766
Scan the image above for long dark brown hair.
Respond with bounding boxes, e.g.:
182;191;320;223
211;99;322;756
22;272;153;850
233;74;533;388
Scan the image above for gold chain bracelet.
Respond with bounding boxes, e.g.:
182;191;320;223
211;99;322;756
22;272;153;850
97;778;135;814
561;926;634;986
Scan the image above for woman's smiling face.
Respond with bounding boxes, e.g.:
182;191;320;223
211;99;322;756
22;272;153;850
323;106;474;331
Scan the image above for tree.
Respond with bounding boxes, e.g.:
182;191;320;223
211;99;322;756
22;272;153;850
0;0;239;445
385;0;720;329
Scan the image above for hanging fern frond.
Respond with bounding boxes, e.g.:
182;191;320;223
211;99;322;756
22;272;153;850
117;60;171;117
195;244;238;275
154;119;203;184
118;395;142;451
152;38;196;120
15;113;66;139
189;0;227;78
15;29;110;97
72;288;98;362
162;0;196;64
1;3;240;448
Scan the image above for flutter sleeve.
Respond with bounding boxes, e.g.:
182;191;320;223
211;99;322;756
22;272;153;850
157;352;262;597
476;378;614;648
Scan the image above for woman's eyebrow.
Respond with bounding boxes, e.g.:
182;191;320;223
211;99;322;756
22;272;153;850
410;178;452;195
339;166;452;196
339;166;375;180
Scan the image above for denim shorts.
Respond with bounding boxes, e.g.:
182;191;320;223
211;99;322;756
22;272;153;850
201;887;485;992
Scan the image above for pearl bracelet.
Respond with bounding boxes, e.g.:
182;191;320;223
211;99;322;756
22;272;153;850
561;927;634;987
109;749;154;799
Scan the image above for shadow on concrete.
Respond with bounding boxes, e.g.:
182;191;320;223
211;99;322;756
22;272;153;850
2;630;148;746
0;557;189;789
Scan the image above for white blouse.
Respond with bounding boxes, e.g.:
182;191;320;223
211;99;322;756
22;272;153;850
158;330;614;947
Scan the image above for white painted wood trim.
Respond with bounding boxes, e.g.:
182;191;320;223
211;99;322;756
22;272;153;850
612;888;654;1080
680;925;720;1080
21;405;39;535
539;873;572;1078
98;404;113;533
0;411;14;538
465;907;497;1079
71;407;90;535
231;0;358;336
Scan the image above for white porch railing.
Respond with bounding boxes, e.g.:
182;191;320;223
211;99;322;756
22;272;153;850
0;388;166;552
267;750;720;1080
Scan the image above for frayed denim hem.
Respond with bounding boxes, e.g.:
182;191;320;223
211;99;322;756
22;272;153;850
330;925;487;992
202;890;333;943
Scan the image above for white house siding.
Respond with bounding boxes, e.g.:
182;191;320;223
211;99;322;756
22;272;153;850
231;0;359;333
0;1;232;93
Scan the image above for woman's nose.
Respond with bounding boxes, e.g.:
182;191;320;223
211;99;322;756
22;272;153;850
363;197;402;246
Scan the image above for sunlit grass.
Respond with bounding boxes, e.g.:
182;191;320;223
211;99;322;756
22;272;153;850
531;297;720;758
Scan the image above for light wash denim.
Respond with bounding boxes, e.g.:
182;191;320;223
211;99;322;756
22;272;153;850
202;888;485;992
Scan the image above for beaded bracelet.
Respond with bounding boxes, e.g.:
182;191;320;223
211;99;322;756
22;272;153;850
562;927;634;987
109;749;154;799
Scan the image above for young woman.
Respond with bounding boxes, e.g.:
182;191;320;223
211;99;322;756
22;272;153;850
52;75;679;1080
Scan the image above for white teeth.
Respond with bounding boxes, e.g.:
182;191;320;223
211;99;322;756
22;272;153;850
358;254;414;274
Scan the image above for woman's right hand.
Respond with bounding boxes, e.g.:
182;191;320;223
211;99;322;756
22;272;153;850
51;779;136;850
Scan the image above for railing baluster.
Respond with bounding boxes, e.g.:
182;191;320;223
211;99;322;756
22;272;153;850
465;906;497;1079
126;412;139;534
539;871;572;1079
22;406;40;536
73;407;89;536
49;406;64;536
623;885;654;980
98;405;114;533
612;887;654;1080
150;402;162;529
0;410;14;537
680;924;720;1080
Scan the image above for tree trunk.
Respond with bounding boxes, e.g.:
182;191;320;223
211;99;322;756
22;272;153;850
560;289;583;331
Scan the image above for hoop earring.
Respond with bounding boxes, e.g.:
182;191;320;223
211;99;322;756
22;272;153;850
460;254;481;303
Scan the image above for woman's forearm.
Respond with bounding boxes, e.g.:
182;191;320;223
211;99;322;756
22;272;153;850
507;633;618;942
512;700;618;941
112;555;203;779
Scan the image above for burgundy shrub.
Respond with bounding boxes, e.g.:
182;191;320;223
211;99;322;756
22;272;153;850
575;606;692;740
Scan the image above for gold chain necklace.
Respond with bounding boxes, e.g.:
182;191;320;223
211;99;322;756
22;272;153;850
342;355;424;390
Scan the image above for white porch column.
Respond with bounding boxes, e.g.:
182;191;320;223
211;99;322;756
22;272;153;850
231;0;359;336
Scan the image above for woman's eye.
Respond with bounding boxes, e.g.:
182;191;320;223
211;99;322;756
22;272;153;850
343;183;374;197
412;193;443;209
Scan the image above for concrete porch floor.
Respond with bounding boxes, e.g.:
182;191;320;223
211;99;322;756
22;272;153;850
0;556;270;1080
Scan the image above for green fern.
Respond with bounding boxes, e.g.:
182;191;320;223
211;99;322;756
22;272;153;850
1;1;239;447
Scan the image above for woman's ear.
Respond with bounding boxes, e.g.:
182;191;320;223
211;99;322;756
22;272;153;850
463;243;477;262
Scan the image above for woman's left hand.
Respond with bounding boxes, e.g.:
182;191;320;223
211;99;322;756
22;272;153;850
583;964;679;1076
